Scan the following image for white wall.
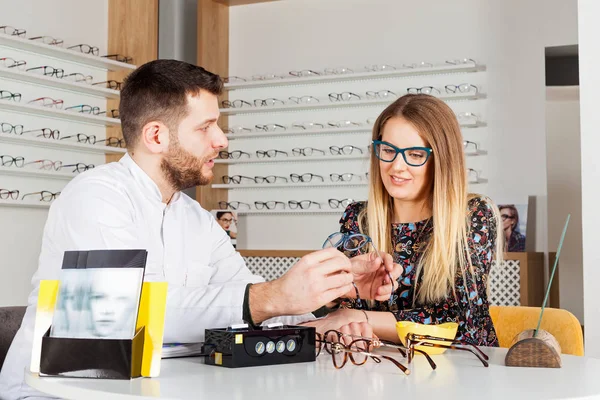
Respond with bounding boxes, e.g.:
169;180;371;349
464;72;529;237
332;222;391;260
227;0;578;251
579;0;600;358
546;86;582;322
0;0;108;306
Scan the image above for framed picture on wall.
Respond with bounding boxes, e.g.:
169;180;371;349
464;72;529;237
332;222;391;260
495;198;529;252
212;210;238;248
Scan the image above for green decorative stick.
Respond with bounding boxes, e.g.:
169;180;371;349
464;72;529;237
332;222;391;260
534;214;571;337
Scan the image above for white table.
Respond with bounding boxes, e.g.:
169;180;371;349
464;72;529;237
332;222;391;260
25;347;600;400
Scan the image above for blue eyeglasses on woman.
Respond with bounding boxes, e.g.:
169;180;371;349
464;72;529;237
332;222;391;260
372;140;433;166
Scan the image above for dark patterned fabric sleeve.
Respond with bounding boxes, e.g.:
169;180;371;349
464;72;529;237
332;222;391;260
394;197;499;346
338;201;365;235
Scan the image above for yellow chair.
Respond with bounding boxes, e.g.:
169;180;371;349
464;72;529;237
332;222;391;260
489;306;584;356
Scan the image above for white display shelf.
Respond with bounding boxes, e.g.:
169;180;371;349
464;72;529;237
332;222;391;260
469;178;488;184
0;67;120;99
0;34;136;71
214;208;343;215
224;63;485;90
0;199;52;209
226;121;487;141
465;150;487;156
0;165;74;180
214;154;369;165
219;93;485;115
0;101;121;126
212;181;368;190
0;133;127;154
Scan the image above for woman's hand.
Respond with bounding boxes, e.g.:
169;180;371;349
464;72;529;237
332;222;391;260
347;252;402;301
302;308;375;340
336;321;376;345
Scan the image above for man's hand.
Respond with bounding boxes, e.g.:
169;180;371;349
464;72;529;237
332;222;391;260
249;248;355;323
347;252;402;301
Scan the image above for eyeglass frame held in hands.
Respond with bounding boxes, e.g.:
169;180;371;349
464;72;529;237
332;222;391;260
322;232;394;307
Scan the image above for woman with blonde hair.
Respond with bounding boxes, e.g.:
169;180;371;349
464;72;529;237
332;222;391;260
315;94;502;346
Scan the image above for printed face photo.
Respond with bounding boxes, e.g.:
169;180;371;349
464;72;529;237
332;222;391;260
51;267;143;340
88;268;142;338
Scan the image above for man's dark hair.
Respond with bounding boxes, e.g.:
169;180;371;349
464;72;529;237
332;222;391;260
216;211;232;220
119;59;223;149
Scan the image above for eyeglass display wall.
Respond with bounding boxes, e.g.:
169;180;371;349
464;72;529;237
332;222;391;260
0;24;135;209
215;59;488;249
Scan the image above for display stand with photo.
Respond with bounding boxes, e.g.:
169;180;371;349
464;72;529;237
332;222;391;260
30;249;168;379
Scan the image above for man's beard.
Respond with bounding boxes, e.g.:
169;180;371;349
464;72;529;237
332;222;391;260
160;136;214;191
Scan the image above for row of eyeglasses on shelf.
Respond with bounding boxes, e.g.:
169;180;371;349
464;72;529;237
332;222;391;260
218;198;355;211
221;84;479;109
219;146;364;160
1;57;121;88
0;25;133;63
223;58;477;82
218;140;480;160
0;155;94;173
222;169;484;186
0;189;60;202
0;90;119;118
222;172;367;184
224;113;481;134
0;123;126;148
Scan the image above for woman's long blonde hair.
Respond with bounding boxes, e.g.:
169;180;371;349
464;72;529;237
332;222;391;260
358;94;503;304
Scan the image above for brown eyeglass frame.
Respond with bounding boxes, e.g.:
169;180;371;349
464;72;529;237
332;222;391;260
318;330;436;370
315;332;410;375
405;333;489;367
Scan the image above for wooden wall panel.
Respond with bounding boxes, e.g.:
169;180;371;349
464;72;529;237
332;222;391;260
106;0;159;164
196;0;229;210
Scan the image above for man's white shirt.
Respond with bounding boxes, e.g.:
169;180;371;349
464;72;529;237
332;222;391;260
0;154;312;399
